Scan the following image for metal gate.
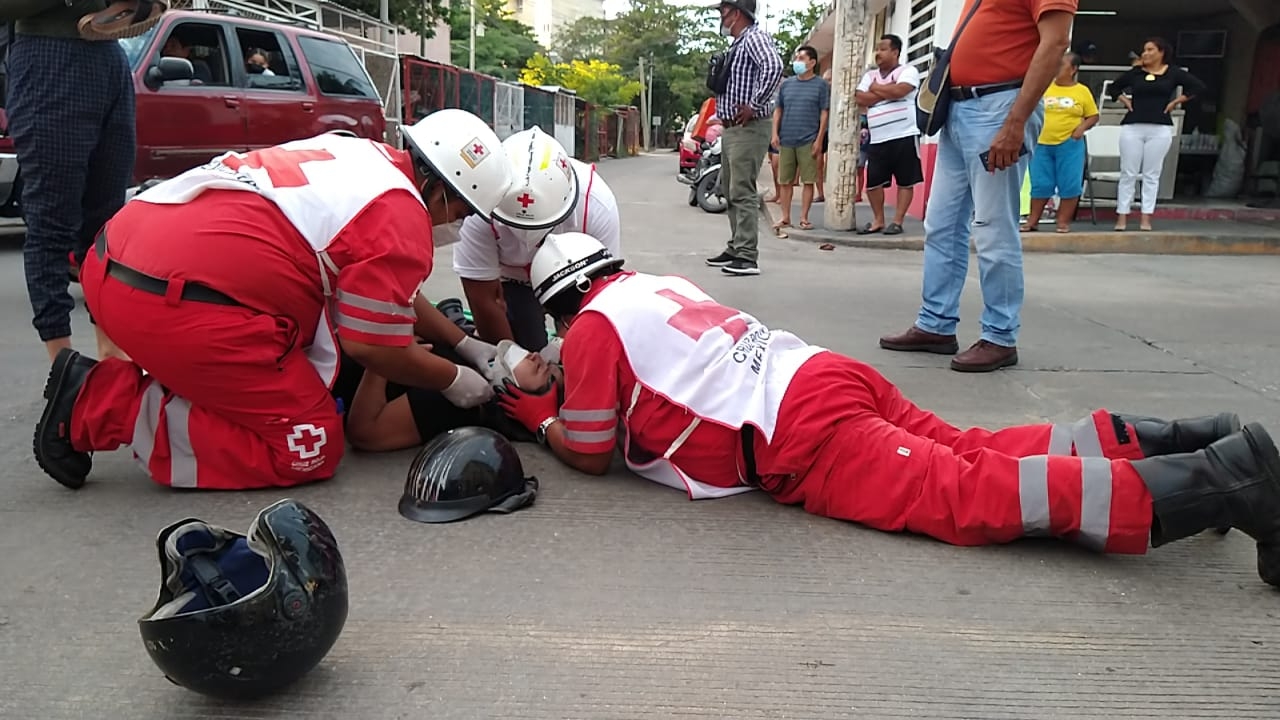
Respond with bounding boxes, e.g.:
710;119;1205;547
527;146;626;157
494;81;525;140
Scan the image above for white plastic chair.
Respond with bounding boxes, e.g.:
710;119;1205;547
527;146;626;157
1083;124;1124;225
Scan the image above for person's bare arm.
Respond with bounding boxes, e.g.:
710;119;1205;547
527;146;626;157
544;420;613;475
873;82;915;100
985;9;1073;171
771;104;784;147
854;89;881;107
342;339;459;391
461;278;515;343
1072;113;1101;139
345;371;423;452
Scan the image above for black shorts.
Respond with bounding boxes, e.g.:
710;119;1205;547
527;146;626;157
865;136;924;189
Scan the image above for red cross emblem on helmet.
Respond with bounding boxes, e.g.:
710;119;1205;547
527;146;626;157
517;192;536;208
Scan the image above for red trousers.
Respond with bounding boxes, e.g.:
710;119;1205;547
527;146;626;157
759;353;1154;554
70;245;345;490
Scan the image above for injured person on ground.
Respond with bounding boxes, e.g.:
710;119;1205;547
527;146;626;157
333;304;564;452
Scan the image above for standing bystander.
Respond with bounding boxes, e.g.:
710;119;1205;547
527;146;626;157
2;0;150;364
880;0;1075;372
770;45;829;232
703;0;783;277
854;34;923;236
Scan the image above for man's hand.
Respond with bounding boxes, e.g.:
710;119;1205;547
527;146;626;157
441;364;494;408
812;139;823;158
497;379;560;433
733;103;754;126
986;119;1027;172
771;132;781;149
454;335;498;378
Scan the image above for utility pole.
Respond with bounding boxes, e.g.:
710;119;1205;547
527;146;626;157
469;0;476;71
638;56;650;152
822;0;869;232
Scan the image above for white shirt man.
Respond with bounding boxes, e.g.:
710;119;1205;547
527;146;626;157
453;158;621;351
854;34;924;235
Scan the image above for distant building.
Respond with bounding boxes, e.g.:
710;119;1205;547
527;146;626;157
505;0;606;49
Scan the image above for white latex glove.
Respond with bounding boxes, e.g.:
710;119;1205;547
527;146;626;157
539;336;564;365
454;335;498;379
441;364;494;408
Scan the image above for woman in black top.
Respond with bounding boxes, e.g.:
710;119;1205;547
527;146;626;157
1106;37;1207;231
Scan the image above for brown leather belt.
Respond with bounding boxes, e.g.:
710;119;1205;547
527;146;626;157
94;230;242;307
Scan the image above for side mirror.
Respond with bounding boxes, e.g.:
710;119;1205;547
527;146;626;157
144;56;194;90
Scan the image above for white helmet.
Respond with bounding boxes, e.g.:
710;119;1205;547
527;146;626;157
491;127;579;230
399;109;513;218
530;232;625;305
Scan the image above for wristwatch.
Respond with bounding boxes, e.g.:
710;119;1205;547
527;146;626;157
536;416;560;446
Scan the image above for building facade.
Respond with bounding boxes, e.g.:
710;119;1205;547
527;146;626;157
803;0;1280;218
506;0;605;49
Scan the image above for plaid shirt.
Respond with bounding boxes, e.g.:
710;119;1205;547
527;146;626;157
716;23;783;123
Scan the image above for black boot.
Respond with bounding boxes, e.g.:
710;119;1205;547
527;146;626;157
1133;422;1280;587
34;348;98;489
1115;412;1241;457
435;298;476;337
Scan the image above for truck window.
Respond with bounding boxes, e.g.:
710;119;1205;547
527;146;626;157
296;36;378;100
236;27;304;92
158;22;230;87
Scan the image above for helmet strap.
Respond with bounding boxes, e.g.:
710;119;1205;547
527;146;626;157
186;553;244;607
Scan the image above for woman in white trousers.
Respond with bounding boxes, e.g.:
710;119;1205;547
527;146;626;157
1107;37;1206;231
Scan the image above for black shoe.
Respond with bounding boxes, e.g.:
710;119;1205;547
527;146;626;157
34;348;98;489
1133;423;1280;587
704;252;736;267
1116;412;1241;457
721;258;760;276
435;297;476;336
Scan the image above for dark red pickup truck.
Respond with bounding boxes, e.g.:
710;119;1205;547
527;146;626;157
0;9;387;214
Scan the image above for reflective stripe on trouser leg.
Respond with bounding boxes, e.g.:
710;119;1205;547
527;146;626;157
131;380;199;488
1044;409;1145;461
1018;454;1152;554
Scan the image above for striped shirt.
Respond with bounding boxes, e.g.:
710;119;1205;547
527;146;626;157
857;64;921;143
716;23;784;122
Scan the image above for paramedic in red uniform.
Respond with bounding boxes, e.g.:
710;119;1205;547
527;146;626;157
33;109;515;491
498;232;1280;589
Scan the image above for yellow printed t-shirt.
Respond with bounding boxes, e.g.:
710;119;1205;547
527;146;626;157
1039;82;1099;146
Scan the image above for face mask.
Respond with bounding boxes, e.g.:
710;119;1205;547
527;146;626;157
719;20;732;37
432;218;463;245
792;61;808;75
502;224;553;249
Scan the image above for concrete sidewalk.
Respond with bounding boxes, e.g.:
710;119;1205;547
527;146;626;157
763;190;1280;255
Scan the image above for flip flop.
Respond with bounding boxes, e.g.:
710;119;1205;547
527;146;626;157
856;224;884;235
883;223;904;235
798;221;814;230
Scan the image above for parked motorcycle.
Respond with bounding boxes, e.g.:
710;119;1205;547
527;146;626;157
679;137;726;214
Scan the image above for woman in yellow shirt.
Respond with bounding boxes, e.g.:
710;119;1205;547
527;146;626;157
1022;52;1100;233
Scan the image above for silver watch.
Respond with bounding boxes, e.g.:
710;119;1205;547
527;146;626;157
536;417;560;445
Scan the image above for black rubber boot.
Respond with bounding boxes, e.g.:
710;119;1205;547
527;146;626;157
34;348;98;489
1115;412;1242;457
1133;422;1280;588
435;298;476;337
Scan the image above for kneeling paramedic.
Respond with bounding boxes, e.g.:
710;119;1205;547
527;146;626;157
453;126;621;351
497;232;1280;589
34;109;514;491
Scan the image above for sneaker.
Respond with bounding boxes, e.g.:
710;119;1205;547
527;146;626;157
704;252;736;267
721;258;760;276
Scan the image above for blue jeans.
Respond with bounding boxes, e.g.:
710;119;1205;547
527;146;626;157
915;89;1043;348
1030;138;1085;199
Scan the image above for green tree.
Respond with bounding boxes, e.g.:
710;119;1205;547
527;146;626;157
447;0;542;80
521;55;644;107
769;1;831;71
331;0;448;41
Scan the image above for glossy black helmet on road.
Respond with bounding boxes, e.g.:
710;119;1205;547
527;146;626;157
137;499;348;701
400;426;539;523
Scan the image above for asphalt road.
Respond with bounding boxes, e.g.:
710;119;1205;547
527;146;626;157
2;152;1279;719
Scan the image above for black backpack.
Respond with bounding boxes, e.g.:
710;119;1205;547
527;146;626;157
705;45;737;95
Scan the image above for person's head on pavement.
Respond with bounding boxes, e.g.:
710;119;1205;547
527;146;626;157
530;231;626;327
490;126;580;248
715;0;755;37
400;108;513;226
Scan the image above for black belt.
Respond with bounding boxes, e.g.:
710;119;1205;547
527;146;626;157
94;231;242;307
948;80;1023;102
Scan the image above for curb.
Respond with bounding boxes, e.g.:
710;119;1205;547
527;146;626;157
784;229;1280;255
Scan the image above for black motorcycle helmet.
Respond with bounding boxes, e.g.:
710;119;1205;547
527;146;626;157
137;499;348;701
399;426;539;523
